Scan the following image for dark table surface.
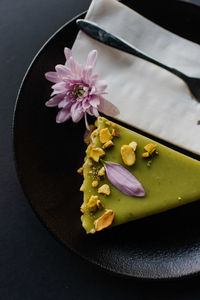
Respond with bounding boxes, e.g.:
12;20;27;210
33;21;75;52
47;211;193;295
1;0;200;299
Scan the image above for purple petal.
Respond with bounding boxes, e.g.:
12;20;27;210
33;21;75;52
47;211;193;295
67;56;76;73
71;102;84;123
91;74;99;81
55;64;70;77
98;97;120;117
83;66;93;81
90;106;99;118
105;161;145;197
82;99;90;110
51;81;67;95
58;99;67;108
64;47;72;60
45;71;59;83
56;106;71;123
45;94;64;107
86;50;97;68
89;96;100;108
95;80;107;92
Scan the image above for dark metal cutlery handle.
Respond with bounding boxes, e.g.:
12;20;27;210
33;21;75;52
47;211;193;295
77;19;186;81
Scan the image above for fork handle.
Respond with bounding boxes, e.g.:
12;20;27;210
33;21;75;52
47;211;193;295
77;20;187;81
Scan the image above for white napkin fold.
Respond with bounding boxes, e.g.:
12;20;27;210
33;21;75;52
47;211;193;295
72;0;200;155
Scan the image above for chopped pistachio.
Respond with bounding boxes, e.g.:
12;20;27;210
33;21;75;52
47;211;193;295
98;184;111;196
129;141;137;152
98;166;106;177
112;129;120;137
80;184;84;191
92;180;99;188
94;209;115;231
99;128;112;144
88;161;93;167
120;145;136;166
105;120;111;126
102;140;114;149
144;143;157;155
87;195;99;212
97;200;104;210
112;123;118;128
142;152;150;158
77;167;83;175
178;196;182;200
147;160;152;167
89;147;105;162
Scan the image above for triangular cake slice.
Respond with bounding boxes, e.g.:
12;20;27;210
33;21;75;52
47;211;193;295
79;117;200;234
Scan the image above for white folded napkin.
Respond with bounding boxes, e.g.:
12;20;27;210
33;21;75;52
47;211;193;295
72;0;200;155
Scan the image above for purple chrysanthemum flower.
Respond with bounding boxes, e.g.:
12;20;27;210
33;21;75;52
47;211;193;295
45;48;119;129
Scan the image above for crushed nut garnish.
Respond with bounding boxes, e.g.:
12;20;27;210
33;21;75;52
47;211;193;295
178;197;182;200
129;141;137;152
87;195;99;212
80;207;85;213
92;180;99;188
99;128;112;144
98;184;111;196
88;161;93;167
142;152;150;158
120;145;136;166
89;147;105;162
98;166;106;177
77;167;83;175
97;200;104;210
102;140;114;149
105;120;111;126
147;160;152;167
142;144;158;164
112;129;120;137
112;123;118;128
144;144;157;155
94;209;115;231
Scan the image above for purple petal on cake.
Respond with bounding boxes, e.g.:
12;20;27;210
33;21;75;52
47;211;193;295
105;161;145;197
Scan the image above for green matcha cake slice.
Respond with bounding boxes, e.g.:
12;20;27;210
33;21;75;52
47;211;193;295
79;117;200;234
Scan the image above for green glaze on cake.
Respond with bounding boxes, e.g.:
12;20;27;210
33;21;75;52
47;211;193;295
80;117;200;234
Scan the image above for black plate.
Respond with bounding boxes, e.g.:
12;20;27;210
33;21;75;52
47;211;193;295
13;0;200;280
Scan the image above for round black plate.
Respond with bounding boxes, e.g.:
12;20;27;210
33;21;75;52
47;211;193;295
13;0;200;280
